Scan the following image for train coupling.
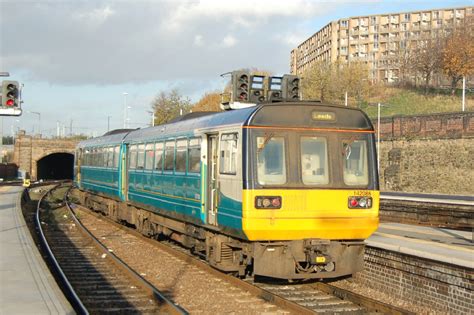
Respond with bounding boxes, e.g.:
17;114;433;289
304;239;335;272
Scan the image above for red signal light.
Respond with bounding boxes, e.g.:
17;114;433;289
6;99;14;106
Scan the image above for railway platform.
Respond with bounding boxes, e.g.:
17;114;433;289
0;185;74;314
368;222;473;268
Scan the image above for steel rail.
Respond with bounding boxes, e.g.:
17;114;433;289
72;196;415;315
64;189;188;315
35;183;88;315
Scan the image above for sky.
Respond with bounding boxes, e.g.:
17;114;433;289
1;0;472;137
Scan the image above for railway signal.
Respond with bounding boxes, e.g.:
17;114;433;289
249;75;265;103
282;75;300;100
267;76;283;102
1;80;22;116
232;71;250;103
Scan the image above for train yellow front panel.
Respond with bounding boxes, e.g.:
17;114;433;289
242;189;379;241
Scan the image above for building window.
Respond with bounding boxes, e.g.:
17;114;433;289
341;20;348;28
404;13;410;21
371;16;376;24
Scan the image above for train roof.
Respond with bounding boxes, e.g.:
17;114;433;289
78;102;373;147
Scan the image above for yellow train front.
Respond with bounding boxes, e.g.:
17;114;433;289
237;103;379;279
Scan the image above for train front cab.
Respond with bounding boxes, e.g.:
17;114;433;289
241;104;379;279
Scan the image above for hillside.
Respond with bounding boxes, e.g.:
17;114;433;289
360;87;473;119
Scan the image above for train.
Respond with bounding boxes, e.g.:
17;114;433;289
74;101;379;280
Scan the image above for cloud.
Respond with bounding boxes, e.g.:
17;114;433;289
222;35;237;47
1;1;331;85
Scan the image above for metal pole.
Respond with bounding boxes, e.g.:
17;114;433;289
462;76;466;112
123;92;128;128
345;91;348;106
377;102;381;172
107;116;111;131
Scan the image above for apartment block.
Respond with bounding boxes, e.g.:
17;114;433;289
290;6;473;83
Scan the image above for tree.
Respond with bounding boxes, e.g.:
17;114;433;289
339;61;371;105
301;60;335;102
442;26;474;95
151;89;192;125
410;37;443;93
192;92;223;112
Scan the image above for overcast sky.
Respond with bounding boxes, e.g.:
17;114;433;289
1;0;471;137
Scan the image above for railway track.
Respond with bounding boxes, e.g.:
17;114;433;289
36;184;186;314
68;189;414;315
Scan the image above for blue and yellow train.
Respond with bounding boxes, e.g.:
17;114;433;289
74;102;379;280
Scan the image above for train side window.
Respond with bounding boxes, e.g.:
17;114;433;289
164;141;175;171
154;142;164;172
220;133;238;175
300;137;329;185
145;143;155;170
256;136;287;185
137;144;145;169
107;147;114;168
175;139;187;173
188;138;201;173
84;149;90;166
342;140;369;186
100;147;106;167
129;145;138;169
92;148;98;167
113;146;120;168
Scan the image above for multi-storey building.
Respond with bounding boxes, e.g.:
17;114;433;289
291;6;473;83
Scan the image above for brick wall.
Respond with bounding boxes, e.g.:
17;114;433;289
374;112;474;140
354;247;472;314
375;112;474;195
12;132;78;180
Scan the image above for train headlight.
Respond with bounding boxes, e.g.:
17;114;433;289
348;196;372;209
255;196;282;209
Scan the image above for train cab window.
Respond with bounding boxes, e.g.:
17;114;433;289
107;147;114;168
188;138;201;173
220;133;238;175
300;137;329;185
256;136;287;185
164;141;175;171
84;149;90;166
175;140;187;173
113;146;120;168
342;140;369;186
145;143;155;170
129;145;138;169
155;142;164;172
137;144;145;169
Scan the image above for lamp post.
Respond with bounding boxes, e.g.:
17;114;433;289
123;92;128;128
27;111;41;135
107;115;112;132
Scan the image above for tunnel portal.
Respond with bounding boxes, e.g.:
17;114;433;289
36;153;74;180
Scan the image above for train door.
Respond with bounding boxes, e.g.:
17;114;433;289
207;134;219;226
119;144;129;201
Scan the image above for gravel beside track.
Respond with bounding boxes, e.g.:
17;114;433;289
74;206;291;314
38;187;183;314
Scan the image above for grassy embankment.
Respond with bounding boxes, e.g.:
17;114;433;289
360;87;473;119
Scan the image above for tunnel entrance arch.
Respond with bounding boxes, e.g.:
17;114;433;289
36;153;74;180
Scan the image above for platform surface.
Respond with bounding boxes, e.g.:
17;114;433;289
368;222;473;268
0;185;74;314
